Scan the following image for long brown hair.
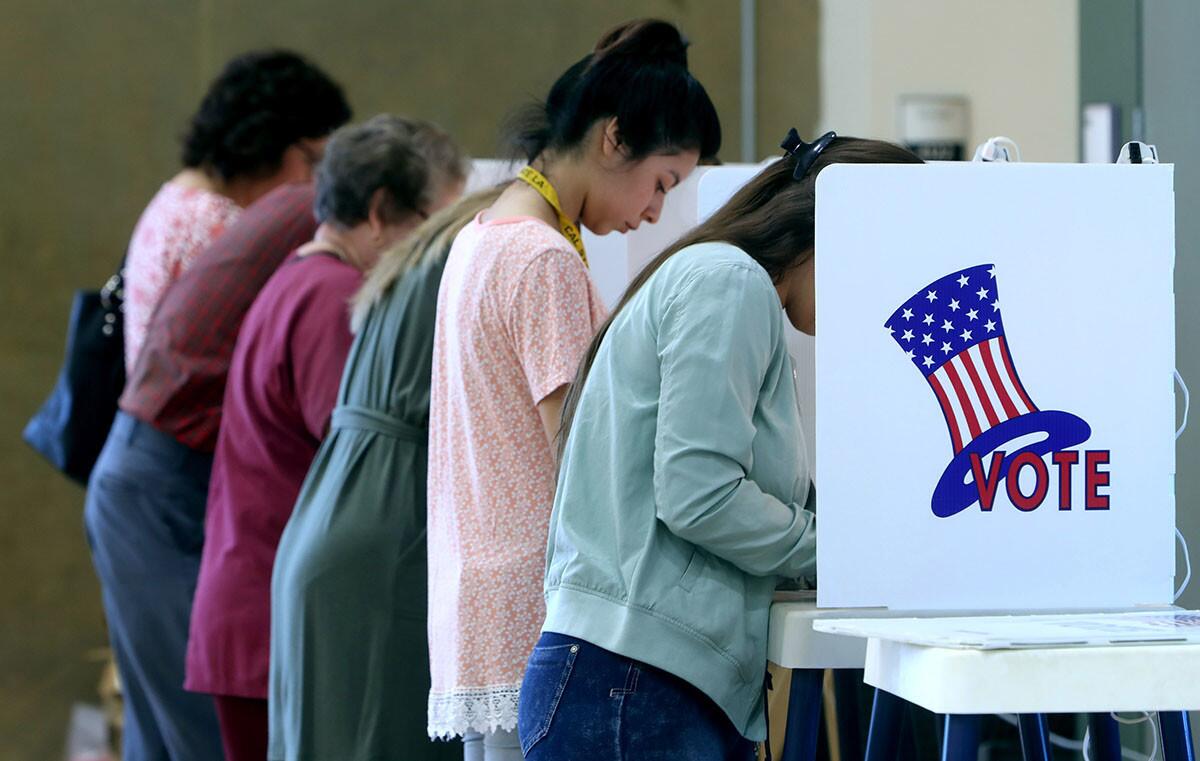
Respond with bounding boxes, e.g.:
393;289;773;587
558;136;923;455
350;186;503;333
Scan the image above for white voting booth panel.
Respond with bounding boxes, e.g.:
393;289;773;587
814;163;1176;612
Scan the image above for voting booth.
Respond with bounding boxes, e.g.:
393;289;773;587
813;163;1177;612
693;160;1178;614
693;158;1196;761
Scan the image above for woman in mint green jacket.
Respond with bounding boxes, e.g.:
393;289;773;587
517;133;922;760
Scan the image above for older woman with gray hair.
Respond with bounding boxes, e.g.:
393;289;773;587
184;114;465;761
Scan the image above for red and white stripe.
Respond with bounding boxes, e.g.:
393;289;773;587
926;336;1037;452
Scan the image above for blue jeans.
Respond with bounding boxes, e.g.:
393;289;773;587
518;632;756;760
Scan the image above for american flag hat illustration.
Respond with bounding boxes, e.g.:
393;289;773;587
885;263;1092;517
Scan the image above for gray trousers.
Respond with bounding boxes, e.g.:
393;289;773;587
463;729;522;761
84;412;222;761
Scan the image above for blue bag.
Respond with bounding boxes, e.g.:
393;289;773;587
23;265;125;485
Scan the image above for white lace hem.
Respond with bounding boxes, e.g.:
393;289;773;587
427;684;522;739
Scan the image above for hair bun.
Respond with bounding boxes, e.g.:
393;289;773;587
593;19;689;67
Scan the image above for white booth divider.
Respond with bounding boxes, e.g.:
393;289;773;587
814;163;1176;611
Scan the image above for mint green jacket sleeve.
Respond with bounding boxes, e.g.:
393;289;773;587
652;262;815;579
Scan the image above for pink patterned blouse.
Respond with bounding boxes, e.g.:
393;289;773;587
427;214;606;738
122;181;241;374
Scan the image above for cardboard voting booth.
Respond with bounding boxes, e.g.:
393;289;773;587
813;163;1176;611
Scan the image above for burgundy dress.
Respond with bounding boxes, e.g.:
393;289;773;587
186;252;359;700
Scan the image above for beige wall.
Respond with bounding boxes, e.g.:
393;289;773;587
819;0;1079;162
0;3;817;758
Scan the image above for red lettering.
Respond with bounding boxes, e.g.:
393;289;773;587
1085;450;1111;510
1006;451;1049;511
970;451;1006;511
1052;450;1080;510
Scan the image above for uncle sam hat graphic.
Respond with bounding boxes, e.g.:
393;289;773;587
885;263;1092;517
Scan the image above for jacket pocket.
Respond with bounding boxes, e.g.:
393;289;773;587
678;549;706;592
518;642;579;755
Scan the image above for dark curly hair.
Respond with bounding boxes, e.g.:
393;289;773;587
181;50;351;181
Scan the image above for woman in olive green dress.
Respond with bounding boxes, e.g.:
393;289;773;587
268;188;501;761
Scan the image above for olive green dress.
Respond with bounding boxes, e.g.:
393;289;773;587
268;250;457;761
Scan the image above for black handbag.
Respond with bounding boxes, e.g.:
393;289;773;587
23;262;126;485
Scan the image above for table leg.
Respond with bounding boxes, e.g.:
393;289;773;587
865;688;906;761
1017;714;1051;761
780;668;825;761
940;714;982;761
833;669;863;761
1161;711;1196;761
1087;713;1122;761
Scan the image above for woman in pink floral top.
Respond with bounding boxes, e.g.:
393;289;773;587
426;19;720;760
122;50;351;375
123;183;240;374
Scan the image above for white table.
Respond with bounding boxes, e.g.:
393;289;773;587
767;596;873;670
862;639;1200;714
813;615;1200;761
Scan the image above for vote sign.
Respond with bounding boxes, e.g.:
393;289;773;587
814;163;1176;611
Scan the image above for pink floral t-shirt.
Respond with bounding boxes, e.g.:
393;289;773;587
427;215;606;738
123;181;241;374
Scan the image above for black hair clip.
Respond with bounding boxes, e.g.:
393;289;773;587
781;128;837;180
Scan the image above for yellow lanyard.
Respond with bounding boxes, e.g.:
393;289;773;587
517;166;588;268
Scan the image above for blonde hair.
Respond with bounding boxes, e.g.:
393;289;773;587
350;186;504;333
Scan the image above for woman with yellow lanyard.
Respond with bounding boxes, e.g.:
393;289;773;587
426;18;720;760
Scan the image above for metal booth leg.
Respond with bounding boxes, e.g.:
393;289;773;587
780;669;825;761
865;688;906;761
1016;714;1052;761
1161;711;1196;761
940;714;983;761
832;669;864;761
